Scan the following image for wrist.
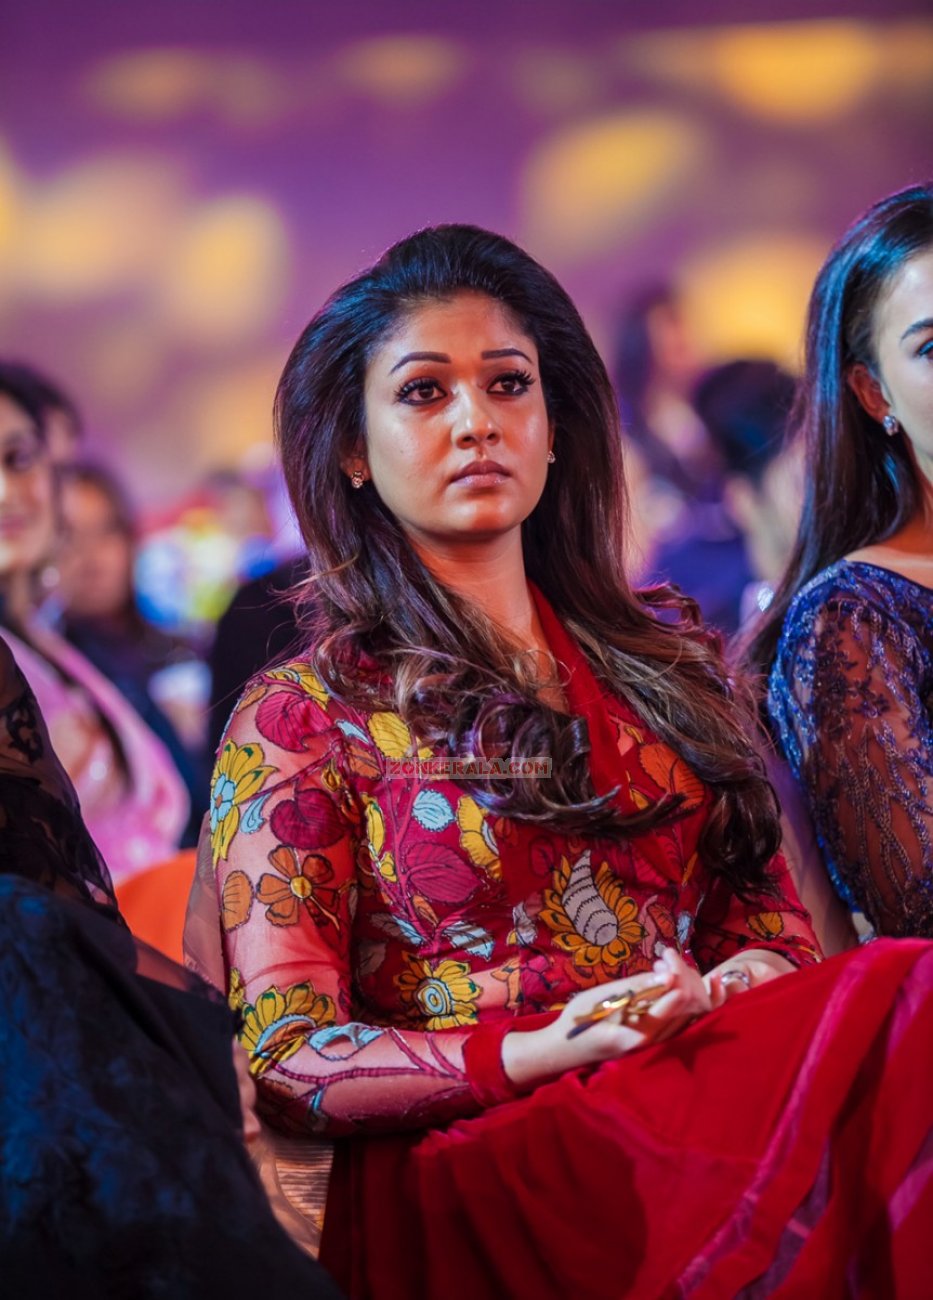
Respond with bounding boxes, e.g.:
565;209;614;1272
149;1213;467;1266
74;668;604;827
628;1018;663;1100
465;1012;558;1106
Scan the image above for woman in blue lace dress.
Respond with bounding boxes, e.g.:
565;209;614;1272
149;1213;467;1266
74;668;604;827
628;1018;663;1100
747;183;933;938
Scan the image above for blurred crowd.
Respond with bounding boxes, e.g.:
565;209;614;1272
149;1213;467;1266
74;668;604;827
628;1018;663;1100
0;301;803;886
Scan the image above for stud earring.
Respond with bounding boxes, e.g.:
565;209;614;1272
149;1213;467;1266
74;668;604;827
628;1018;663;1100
546;450;556;464
350;469;365;489
882;414;899;437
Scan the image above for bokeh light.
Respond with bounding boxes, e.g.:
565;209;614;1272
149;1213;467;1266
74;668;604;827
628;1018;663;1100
159;196;289;345
522;110;708;259
335;36;466;105
680;234;829;370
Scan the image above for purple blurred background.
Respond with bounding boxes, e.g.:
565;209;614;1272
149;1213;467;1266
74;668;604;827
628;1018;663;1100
2;0;931;500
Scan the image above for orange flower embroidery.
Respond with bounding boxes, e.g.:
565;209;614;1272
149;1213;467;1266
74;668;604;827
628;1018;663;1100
748;911;785;942
257;845;341;929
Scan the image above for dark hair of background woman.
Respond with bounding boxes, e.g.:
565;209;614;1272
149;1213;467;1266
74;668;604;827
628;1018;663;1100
276;224;781;895
0;361;81;435
744;182;933;681
0;364;49;436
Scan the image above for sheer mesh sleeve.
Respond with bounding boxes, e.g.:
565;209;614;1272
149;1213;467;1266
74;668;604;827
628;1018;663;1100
770;592;933;938
213;675;494;1138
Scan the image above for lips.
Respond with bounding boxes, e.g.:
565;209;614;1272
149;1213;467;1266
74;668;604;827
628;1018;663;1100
451;460;510;482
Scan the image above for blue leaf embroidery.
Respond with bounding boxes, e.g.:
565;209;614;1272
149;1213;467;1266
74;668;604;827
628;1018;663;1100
336;720;371;744
371;912;424;946
413;789;454;831
445;921;495;960
307;1023;384;1059
240;792;271;835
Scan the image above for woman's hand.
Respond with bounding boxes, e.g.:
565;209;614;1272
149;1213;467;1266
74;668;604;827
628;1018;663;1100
502;948;712;1091
704;948;797;1010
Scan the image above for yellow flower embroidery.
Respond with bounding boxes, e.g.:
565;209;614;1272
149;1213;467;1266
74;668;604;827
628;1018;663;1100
456;795;501;879
228;967;247;1014
366;711;431;761
364;796;385;855
368;712;414;759
540;849;647;971
266;662;329;707
362;796;396;881
239;981;336;1078
395;953;480;1029
210;738;275;865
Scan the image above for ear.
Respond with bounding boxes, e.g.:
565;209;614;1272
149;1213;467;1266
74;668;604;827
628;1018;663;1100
847;363;891;424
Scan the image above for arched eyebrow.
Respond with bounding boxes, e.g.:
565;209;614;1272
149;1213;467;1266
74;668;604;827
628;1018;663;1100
900;316;933;342
389;347;532;374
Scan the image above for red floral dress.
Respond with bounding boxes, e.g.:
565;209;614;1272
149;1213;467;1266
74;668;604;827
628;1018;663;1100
213;595;818;1137
213;597;933;1299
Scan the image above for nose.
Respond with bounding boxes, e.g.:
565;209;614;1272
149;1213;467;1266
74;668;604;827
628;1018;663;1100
452;388;500;449
0;467;10;504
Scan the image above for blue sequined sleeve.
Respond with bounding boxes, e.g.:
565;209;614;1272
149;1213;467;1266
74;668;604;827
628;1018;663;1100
768;563;933;938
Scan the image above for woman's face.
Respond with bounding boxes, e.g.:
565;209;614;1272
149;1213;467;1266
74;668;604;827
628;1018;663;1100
360;291;553;554
0;394;56;578
869;246;933;479
58;479;134;620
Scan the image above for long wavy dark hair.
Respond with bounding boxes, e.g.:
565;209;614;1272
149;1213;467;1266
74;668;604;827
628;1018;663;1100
745;183;933;680
277;224;780;893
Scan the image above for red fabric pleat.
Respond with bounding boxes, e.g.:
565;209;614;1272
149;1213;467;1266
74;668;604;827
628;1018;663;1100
324;940;933;1299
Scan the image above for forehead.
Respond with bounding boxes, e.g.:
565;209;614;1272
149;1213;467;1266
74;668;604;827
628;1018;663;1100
369;291;536;368
873;247;933;342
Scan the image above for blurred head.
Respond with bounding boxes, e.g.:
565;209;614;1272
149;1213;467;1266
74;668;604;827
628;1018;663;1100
203;469;273;543
57;464;136;621
745;182;933;674
615;283;699;409
0;367;57;583
695;360;801;582
0;363;82;467
277;222;627;603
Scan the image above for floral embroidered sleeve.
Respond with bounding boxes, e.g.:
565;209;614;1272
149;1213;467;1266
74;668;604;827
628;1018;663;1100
692;850;822;972
770;590;933;938
213;666;508;1138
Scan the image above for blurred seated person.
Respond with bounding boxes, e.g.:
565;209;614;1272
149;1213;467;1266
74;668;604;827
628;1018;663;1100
693;359;805;627
615;285;751;633
207;553;307;758
693;360;857;952
0;632;342;1298
203;466;279;585
0;364;188;881
55;462;210;843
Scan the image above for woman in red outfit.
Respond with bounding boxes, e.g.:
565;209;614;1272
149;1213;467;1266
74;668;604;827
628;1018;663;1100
207;224;932;1298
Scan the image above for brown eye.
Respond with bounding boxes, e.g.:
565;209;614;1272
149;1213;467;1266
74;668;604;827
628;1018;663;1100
396;378;445;405
489;369;535;396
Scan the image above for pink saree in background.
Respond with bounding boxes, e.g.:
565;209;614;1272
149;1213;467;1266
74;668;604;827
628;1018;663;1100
5;624;188;882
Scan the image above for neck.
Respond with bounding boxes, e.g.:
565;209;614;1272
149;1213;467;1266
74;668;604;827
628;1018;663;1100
408;532;541;648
